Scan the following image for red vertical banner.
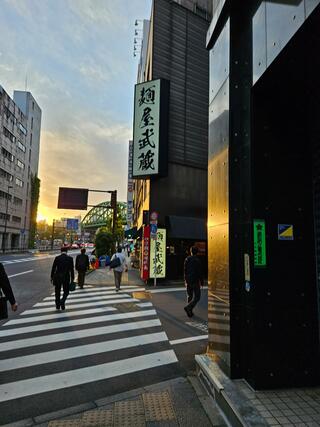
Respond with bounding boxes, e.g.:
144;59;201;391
141;225;150;280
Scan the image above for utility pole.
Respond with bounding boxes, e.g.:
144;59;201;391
51;219;55;250
2;185;12;253
111;190;117;236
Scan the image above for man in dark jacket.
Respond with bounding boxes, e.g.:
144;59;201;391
0;263;18;313
184;246;204;318
51;247;74;310
75;248;89;289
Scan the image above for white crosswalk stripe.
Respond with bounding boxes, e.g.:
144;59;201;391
34;295;134;307
41;292;130;302
7;306;118;325
0;285;178;409
0;309;157;337
0;332;169;372
0;350;177;403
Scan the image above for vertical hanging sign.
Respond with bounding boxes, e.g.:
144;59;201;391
150;228;166;278
141;225;150;281
253;219;267;267
132;79;169;178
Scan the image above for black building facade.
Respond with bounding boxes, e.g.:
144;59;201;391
204;0;320;389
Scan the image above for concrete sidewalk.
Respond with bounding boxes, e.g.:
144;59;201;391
8;377;226;427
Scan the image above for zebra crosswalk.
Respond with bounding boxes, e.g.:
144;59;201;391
0;285;179;424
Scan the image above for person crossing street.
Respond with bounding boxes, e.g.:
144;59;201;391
75;248;90;289
50;246;74;310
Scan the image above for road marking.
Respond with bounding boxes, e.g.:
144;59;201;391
0;332;169;372
35;295;131;307
149;286;208;294
0;319;162;352
49;287;146;296
0;350;178;403
42;293;130;304
44;291;133;300
0;309;157;337
8;270;34;278
22;298;137;314
67;285;145;294
136;302;153;308
169;335;208;345
6;306;118;325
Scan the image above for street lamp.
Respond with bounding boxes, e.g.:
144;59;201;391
2;185;13;253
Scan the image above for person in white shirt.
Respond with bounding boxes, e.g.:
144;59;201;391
110;246;128;291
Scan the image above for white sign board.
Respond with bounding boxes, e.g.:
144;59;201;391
133;79;161;177
149;228;166;278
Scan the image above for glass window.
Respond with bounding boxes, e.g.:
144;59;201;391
209;18;230;103
0;168;13;182
18;123;27;136
12;215;21;223
17;159;25;169
253;2;267;85
305;0;320;17
17;140;26;152
1;147;14;162
13;196;23;206
266;1;305;66
15;177;23;187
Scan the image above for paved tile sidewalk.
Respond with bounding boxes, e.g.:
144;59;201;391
4;377;227;427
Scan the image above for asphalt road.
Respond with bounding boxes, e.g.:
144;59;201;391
0;252;208;425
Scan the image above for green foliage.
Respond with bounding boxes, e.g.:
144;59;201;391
29;174;40;249
95;229;115;258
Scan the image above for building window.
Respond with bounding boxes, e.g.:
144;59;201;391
12;215;21;223
31;117;33;130
32;101;35;110
0;168;13;182
13;196;23;206
1;147;14;162
30;133;33;146
0;190;12;201
17;159;25;170
29;149;31;162
3;126;16;143
15;177;23;187
3;106;16;124
0;212;10;221
17;140;26;152
18;123;27;136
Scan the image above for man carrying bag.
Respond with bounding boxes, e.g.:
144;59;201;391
51;247;74;310
0;262;18;319
110;246;127;292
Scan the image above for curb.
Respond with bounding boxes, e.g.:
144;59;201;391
0;378;186;427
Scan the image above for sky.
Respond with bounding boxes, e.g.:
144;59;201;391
0;0;152;223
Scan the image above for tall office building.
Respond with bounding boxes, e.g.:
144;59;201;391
0;85;41;250
131;0;212;281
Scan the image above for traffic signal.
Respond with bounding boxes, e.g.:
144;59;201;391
110;190;117;210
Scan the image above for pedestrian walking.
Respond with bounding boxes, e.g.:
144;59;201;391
75;248;89;289
0;263;18;316
50;246;74;310
110;246;128;292
183;246;204;318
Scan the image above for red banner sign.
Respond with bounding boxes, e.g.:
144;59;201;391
141;225;150;281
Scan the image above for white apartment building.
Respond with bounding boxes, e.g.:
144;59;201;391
0;85;41;251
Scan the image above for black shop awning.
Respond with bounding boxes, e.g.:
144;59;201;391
166;215;207;240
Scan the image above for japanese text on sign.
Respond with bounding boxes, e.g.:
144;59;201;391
253;219;267;267
133;80;161;177
150;229;166;278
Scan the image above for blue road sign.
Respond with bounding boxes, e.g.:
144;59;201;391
66;218;79;231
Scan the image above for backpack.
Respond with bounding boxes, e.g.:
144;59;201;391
109;255;121;269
